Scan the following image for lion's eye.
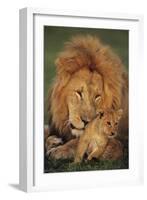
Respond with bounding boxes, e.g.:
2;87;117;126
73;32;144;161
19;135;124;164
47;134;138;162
95;94;101;101
107;121;111;126
75;91;82;99
115;122;118;126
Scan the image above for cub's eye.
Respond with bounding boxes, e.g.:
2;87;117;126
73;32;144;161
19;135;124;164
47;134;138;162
115;122;118;126
75;91;82;99
107;121;111;126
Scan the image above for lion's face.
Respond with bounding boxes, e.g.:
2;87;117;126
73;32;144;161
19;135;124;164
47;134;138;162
49;35;127;140
66;68;104;136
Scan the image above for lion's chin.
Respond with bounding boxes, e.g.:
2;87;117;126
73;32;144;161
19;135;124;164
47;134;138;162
71;129;84;137
107;134;117;139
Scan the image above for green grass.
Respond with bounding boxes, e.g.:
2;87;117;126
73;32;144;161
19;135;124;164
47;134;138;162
44;147;128;173
44;157;128;173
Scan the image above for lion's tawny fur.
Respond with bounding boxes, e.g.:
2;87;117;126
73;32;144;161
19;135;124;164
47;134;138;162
48;35;128;143
74;109;123;163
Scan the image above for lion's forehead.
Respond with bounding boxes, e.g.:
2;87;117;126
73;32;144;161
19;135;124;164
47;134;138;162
68;69;103;94
90;73;103;89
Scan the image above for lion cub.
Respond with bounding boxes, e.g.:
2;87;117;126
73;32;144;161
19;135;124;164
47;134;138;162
74;109;123;163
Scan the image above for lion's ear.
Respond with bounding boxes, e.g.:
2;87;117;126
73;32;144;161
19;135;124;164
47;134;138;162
55;56;81;75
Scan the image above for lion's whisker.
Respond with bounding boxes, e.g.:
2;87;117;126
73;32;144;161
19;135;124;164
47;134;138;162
64;119;71;127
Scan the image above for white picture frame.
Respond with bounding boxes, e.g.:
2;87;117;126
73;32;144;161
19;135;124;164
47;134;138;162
19;7;144;192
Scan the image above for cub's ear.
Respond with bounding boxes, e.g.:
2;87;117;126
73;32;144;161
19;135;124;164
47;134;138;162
117;109;123;120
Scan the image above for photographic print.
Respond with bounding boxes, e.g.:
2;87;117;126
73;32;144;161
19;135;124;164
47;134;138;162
19;8;144;191
44;26;129;173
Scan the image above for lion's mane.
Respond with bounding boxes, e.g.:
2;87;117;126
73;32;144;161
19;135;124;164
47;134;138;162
47;35;128;141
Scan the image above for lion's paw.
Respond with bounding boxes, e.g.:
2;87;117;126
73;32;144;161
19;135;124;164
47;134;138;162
46;145;74;160
45;135;63;152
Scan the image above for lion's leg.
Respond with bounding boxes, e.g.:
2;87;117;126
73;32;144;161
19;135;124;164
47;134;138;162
44;125;79;160
44;125;64;155
45;136;63;156
47;138;79;160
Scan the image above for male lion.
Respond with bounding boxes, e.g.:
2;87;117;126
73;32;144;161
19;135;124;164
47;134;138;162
45;35;128;160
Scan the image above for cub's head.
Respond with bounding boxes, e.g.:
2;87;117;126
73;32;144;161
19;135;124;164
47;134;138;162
99;109;123;138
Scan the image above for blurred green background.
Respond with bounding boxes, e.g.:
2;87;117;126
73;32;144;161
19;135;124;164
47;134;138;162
44;26;128;124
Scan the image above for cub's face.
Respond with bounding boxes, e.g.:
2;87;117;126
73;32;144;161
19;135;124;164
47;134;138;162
102;109;123;138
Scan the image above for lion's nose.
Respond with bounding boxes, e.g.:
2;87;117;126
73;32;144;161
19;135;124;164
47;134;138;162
111;132;115;136
82;119;89;126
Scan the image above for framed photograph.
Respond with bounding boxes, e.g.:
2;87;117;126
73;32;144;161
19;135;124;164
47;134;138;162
19;8;144;192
